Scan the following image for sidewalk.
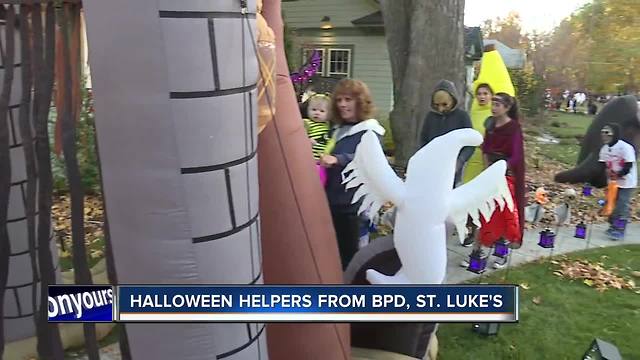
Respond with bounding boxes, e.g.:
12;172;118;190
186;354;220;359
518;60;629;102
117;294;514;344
445;223;640;284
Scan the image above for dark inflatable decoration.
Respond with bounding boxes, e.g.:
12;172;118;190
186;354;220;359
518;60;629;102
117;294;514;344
344;236;437;359
555;96;640;188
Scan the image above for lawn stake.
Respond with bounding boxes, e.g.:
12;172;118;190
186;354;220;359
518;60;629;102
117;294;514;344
585;218;593;250
500;249;514;283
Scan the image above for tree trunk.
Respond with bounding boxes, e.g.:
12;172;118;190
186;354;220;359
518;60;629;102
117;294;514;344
381;0;466;166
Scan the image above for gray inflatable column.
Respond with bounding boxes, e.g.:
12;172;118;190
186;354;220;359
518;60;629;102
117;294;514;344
83;0;266;359
3;20;59;343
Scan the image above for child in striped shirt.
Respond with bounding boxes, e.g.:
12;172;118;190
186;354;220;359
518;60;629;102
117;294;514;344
303;94;332;159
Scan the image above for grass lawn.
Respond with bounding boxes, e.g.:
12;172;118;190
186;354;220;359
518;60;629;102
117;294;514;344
437;245;640;360
545;112;594;139
58;236;106;272
537;143;580;166
531;111;594;165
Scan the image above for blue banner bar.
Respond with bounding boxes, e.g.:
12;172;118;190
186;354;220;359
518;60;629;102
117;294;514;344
48;285;114;322
117;285;518;323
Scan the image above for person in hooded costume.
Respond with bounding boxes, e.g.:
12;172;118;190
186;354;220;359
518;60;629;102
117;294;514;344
419;80;474;186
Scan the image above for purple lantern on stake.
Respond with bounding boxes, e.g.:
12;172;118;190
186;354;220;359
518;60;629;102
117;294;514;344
575;221;587;239
613;218;627;232
538;229;556;248
467;250;487;274
492;239;510;258
582;184;592;196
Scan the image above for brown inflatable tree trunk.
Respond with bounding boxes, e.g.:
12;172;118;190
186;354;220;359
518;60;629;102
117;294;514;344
259;1;350;359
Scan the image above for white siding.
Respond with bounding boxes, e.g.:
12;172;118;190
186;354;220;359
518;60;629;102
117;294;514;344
283;0;379;29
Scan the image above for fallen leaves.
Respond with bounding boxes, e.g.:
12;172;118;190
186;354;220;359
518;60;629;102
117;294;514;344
523;134;640;227
631;271;640;278
53;194;104;245
532;296;542;305
554;259;636;292
53;194;105;264
520;283;531;290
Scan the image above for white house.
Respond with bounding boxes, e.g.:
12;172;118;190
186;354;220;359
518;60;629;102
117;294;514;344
283;0;483;114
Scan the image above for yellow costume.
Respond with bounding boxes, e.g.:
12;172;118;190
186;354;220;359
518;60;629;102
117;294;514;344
463;50;516;184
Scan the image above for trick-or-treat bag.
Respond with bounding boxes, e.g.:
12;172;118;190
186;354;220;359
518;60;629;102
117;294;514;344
602;180;618;216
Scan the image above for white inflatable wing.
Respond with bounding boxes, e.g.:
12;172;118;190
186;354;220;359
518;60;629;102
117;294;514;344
342;130;406;219
447;160;514;243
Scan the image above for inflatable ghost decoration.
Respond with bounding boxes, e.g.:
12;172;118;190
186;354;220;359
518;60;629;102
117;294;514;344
343;128;513;285
464;48;515;183
555;96;640;188
344;235;438;359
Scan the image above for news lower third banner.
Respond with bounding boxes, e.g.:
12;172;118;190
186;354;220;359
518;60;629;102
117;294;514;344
48;285;519;323
48;285;115;322
48;285;517;322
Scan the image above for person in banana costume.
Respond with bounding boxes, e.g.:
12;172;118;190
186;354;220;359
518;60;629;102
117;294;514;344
464;46;515;184
462;46;516;246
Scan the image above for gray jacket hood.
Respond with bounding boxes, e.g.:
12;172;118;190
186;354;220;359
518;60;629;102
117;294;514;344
430;79;460;113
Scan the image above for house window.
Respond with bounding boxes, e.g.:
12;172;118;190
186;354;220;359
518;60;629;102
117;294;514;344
302;47;326;75
302;45;353;78
328;49;351;78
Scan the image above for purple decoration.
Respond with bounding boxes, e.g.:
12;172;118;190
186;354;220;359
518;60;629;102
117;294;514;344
493;240;510;258
613;218;627;231
538;229;556;248
574;222;587;239
582;184;592;196
310;50;321;63
467;253;487;274
290;50;323;85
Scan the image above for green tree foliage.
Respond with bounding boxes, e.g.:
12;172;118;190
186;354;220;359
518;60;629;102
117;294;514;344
483;12;546;115
541;0;640;94
509;66;545;117
52;83;100;194
482;11;525;49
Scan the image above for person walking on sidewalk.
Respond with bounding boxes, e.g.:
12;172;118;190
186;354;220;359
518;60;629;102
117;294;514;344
461;93;525;269
321;79;385;269
599;124;637;239
418;79;474;188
